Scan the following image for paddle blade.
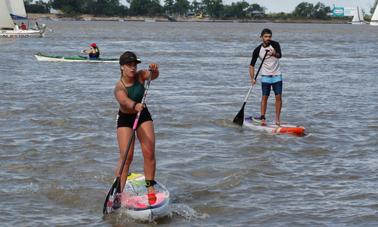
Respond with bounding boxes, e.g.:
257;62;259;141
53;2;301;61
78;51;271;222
233;103;246;126
103;177;121;214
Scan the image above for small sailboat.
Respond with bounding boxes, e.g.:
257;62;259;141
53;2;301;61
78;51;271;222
371;4;378;26
351;7;366;24
0;0;46;38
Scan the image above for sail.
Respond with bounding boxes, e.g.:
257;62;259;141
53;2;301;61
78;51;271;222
352;9;359;22
0;0;14;29
351;7;364;23
371;4;378;25
357;7;362;22
6;0;27;19
351;6;368;24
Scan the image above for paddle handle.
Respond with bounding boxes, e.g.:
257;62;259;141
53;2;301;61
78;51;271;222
244;50;269;102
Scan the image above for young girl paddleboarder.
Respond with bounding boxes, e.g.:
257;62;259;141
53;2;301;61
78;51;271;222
114;51;159;205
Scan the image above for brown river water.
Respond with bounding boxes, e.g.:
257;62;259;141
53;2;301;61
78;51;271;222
0;21;377;226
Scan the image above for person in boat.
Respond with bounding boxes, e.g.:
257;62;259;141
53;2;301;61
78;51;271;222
250;28;283;126
82;43;100;59
114;51;159;205
14;23;19;31
20;22;27;30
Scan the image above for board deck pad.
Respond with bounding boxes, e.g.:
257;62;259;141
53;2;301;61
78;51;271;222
121;192;167;210
121;173;169;210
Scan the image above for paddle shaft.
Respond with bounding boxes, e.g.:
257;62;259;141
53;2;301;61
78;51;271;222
244;49;269;102
103;70;153;214
117;72;152;178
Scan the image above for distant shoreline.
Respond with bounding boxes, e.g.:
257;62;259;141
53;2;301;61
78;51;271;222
27;13;351;24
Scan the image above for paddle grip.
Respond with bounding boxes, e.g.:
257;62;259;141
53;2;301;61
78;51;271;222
132;113;141;130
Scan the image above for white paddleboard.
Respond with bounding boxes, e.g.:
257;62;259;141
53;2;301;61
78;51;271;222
244;116;305;136
119;173;170;221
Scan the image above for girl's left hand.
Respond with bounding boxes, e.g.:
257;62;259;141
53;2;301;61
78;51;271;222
134;103;144;112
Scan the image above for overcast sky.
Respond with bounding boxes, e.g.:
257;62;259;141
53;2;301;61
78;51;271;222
119;0;375;14
233;0;375;13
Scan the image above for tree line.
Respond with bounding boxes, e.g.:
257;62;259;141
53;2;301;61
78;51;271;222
25;0;51;13
25;0;368;20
